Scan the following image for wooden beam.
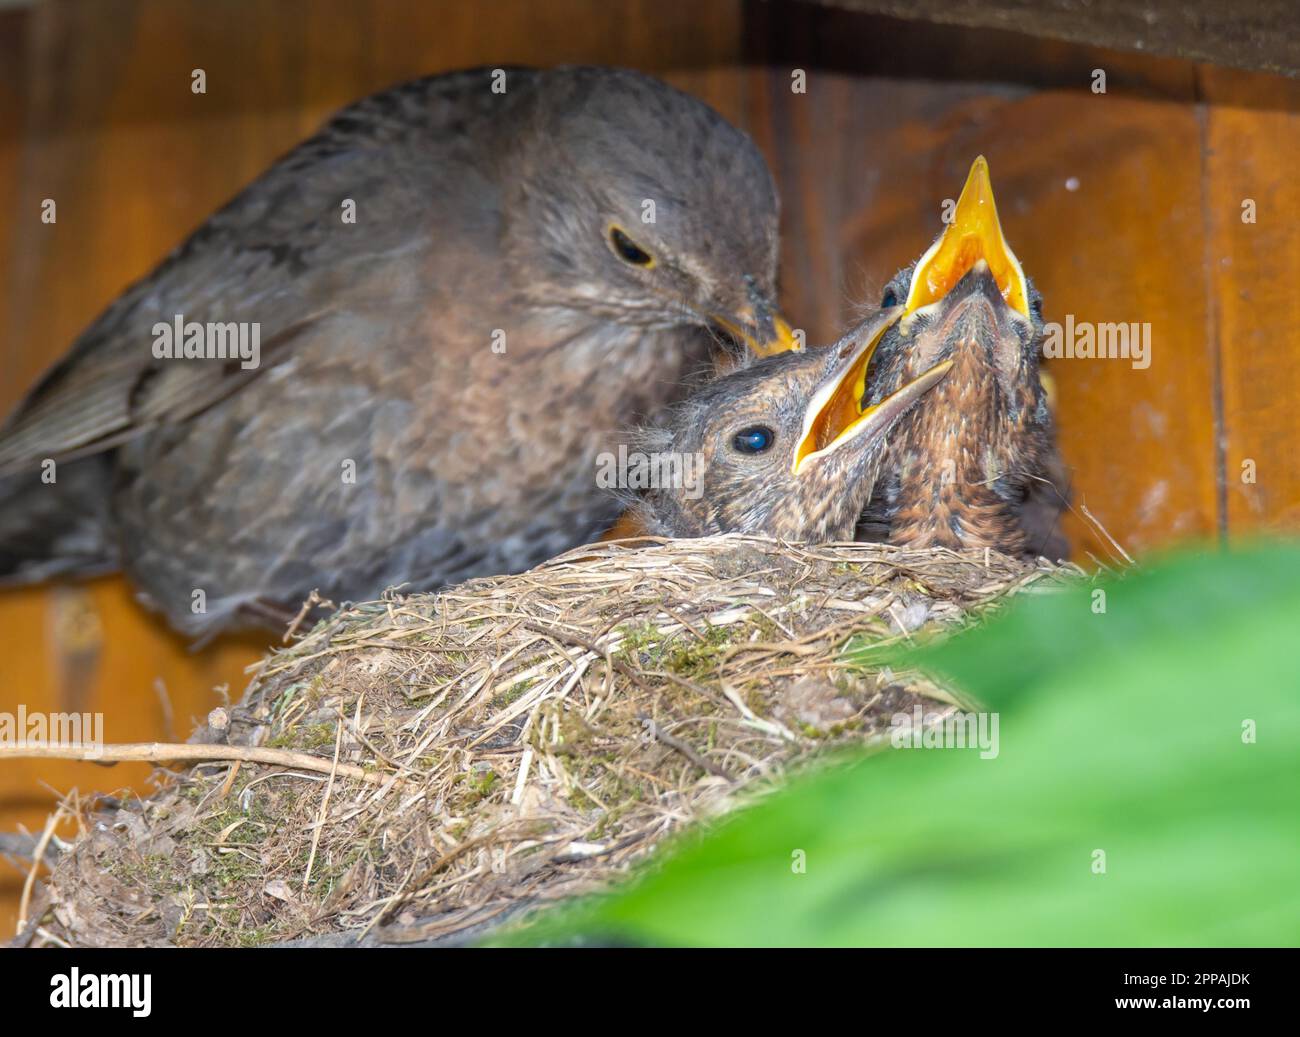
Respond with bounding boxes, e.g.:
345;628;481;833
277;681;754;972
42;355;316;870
807;0;1300;77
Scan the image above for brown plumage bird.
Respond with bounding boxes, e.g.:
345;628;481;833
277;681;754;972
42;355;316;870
859;157;1069;559
631;308;951;540
0;66;796;637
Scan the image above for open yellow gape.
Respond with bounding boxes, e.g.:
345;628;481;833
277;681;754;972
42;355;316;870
903;155;1030;318
792;308;953;475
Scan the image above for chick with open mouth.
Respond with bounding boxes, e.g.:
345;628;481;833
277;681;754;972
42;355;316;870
858;156;1070;560
628;307;952;541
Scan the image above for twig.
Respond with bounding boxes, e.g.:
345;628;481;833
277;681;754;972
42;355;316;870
34;927;71;948
0;742;385;786
1079;502;1135;566
302;719;344;893
639;716;731;780
516;618;660;697
17;806;66;935
216;760;243;801
285;589;334;642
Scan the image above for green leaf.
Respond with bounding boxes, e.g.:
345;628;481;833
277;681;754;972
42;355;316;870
507;544;1300;946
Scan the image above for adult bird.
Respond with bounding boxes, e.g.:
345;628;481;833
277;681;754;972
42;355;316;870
858;157;1070;560
630;308;951;540
0;66;797;637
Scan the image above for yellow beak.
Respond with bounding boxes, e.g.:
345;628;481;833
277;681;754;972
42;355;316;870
903;155;1030;318
713;308;802;357
792;307;953;475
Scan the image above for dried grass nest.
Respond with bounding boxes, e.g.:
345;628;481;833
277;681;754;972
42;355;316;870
17;535;1080;948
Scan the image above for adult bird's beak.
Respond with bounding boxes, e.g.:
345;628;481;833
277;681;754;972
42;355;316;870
713;307;800;357
792;307;953;475
902;155;1030;319
711;274;801;356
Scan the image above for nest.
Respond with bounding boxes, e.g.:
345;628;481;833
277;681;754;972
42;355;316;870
15;536;1078;947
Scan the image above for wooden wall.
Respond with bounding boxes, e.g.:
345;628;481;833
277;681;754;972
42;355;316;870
2;0;1298;933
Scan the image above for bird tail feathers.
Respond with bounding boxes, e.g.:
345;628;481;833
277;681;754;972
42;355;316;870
0;456;118;585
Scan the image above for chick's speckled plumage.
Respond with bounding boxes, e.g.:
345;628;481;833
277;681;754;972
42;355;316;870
0;66;786;636
861;262;1069;559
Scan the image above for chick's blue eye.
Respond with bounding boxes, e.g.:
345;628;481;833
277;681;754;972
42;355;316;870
880;287;899;308
732;426;774;454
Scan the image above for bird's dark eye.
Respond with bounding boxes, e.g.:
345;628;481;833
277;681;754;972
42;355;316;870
880;287;899;308
732;426;774;454
608;225;654;267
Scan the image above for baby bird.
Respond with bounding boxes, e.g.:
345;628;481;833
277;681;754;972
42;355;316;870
859;157;1069;559
631;308;952;541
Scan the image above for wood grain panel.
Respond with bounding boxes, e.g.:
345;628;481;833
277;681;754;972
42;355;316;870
1201;67;1300;537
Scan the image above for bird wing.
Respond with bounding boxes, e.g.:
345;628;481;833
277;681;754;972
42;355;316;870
0;68;522;474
